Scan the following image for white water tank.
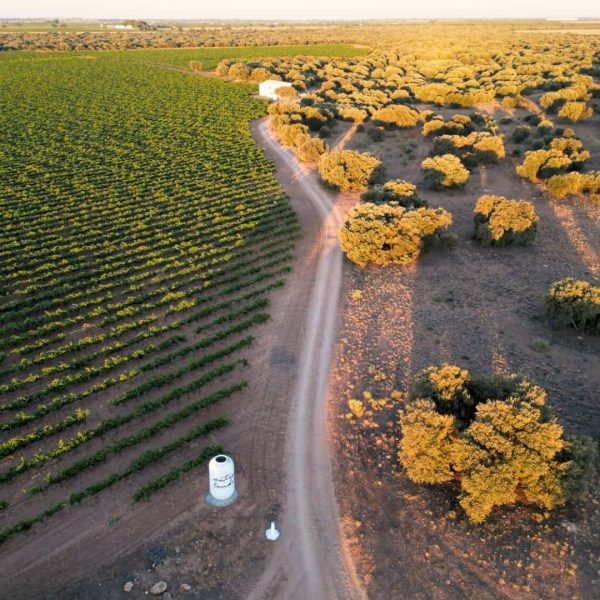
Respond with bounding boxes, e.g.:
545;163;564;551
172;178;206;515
206;454;238;506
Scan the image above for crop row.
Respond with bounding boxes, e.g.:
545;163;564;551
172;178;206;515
133;445;219;502
0;211;295;353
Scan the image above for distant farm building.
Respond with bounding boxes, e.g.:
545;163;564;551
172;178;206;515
258;80;293;101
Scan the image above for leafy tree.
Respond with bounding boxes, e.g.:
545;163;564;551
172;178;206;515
421;154;469;189
339;202;452;267
399;366;597;523
318;150;384;191
473;195;538;246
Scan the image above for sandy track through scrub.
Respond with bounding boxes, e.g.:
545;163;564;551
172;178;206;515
249;119;366;600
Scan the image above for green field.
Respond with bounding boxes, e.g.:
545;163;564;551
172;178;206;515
116;44;370;68
0;48;313;544
0;43;369;69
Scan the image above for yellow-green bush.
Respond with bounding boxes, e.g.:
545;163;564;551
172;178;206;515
422;154;470;189
372;104;420;129
516;139;590;182
275;85;298;100
557;101;593;123
421;114;472;137
274;123;310;148
318;150;385;191
540;81;590;112
227;63;250;81
545;278;600;333
338;106;368;122
516;149;570;181
546;170;600;200
215;60;230;77
433;132;505;165
339;202;452;267
399;365;597;523
296;137;328;163
546;172;583;199
473;194;538;246
360;179;427;208
398;399;457;484
249;67;273;82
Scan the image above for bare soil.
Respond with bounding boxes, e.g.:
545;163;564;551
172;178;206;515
247;119;365;600
333;111;600;599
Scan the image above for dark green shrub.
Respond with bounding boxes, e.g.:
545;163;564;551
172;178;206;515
512;125;531;143
366;126;385;142
524;113;542;126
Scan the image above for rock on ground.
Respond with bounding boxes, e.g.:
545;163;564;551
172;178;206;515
150;580;168;595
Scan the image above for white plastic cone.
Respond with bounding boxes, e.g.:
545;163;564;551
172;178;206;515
265;522;280;541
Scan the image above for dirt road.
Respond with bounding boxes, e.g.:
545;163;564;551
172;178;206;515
248;120;366;600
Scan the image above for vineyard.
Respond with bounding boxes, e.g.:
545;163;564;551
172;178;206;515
0;51;301;548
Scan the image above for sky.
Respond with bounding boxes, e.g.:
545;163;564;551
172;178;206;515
1;0;599;20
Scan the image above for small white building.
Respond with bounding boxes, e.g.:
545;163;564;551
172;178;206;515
258;80;293;101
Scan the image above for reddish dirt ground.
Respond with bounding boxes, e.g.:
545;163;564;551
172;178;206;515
333;107;600;599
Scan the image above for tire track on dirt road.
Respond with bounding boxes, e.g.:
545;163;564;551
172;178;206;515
249;119;366;600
